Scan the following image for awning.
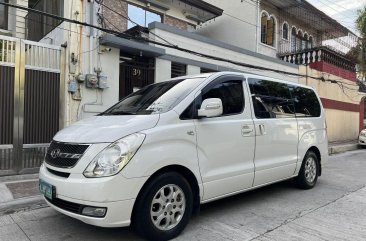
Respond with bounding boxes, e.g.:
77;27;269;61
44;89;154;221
100;34;166;57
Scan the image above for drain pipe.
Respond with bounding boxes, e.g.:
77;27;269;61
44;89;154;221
89;0;94;74
256;0;260;53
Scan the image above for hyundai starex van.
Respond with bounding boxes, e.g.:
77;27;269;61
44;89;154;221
39;72;328;240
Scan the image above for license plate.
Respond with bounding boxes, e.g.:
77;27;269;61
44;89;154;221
39;180;55;200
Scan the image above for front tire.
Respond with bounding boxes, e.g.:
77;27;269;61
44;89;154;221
132;172;193;241
295;151;319;189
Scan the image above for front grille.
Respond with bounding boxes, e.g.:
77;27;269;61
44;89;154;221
46;167;70;178
45;141;89;168
46;197;82;214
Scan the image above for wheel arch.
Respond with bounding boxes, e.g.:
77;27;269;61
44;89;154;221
131;165;201;220
307;146;322;176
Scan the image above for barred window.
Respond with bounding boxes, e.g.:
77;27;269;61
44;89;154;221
0;0;8;30
282;22;289;40
261;13;276;47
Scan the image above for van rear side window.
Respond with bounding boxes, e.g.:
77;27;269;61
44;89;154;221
248;79;295;119
248;79;321;119
290;86;321;118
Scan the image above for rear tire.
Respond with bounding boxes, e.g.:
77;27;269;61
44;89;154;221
132;172;193;241
295;151;319;189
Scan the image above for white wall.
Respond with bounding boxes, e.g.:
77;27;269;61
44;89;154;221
151;27;299;83
187;65;200;75
258;43;277;58
155;58;171;82
196;0;259;52
80;47;120;119
39;0;121;124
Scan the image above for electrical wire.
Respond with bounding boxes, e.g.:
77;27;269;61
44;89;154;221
76;42;100;59
1;1;364;98
0;10;91;39
98;0;178;48
311;0;358;30
0;1;132;39
222;12;258;28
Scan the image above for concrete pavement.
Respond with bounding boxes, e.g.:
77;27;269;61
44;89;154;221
0;174;45;216
0;149;365;240
328;140;361;155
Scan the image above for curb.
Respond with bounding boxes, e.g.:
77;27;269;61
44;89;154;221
328;144;360;155
0;195;47;215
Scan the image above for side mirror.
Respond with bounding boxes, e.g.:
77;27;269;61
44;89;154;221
197;98;223;118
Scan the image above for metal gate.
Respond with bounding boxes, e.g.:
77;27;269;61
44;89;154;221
119;57;155;99
0;35;64;176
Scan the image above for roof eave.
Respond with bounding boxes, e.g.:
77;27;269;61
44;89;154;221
180;0;223;17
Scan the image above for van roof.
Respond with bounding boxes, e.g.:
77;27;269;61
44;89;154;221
172;72;315;91
209;71;315;91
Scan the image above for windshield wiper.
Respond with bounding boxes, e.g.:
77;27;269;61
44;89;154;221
106;111;136;115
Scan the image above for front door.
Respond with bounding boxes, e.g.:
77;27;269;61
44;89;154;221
248;78;299;186
194;75;255;201
119;55;155;99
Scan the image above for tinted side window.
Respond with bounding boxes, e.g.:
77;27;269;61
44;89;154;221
248;79;296;119
202;81;244;116
290;87;321;117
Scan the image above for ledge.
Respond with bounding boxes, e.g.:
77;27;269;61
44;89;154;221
100;34;166;57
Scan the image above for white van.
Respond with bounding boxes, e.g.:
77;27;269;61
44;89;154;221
39;72;328;240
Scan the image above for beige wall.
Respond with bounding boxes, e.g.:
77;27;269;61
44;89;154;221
325;109;360;142
299;66;363;142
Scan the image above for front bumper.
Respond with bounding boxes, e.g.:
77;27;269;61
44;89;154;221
359;135;366;146
44;196;135;227
39;164;149;227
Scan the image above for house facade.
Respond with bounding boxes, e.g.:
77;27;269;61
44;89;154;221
0;0;365;175
0;0;365;160
22;0;366;140
258;0;364;141
35;0;299;125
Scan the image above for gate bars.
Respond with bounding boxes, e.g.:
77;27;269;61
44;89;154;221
0;35;65;175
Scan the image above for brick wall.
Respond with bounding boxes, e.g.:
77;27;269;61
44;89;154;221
102;0;128;32
164;15;188;30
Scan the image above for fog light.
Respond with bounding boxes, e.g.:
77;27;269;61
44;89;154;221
81;206;107;217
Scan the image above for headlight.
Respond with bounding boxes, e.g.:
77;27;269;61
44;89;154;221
361;131;366;137
84;133;145;178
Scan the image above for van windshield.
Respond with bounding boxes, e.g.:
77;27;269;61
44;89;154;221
101;77;206;115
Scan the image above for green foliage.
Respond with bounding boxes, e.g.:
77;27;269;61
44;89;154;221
356;6;366;81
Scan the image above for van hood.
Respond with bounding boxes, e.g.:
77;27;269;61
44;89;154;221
53;115;160;143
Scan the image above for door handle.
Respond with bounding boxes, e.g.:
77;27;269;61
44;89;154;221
259;124;266;135
242;125;254;136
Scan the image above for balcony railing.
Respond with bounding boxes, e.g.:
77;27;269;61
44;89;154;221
278;46;356;73
25;0;64;42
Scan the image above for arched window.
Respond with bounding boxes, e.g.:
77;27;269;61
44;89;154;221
282;22;289;40
297;30;303;51
291;27;297;52
309;36;313;49
303;33;308;50
261;12;276;47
